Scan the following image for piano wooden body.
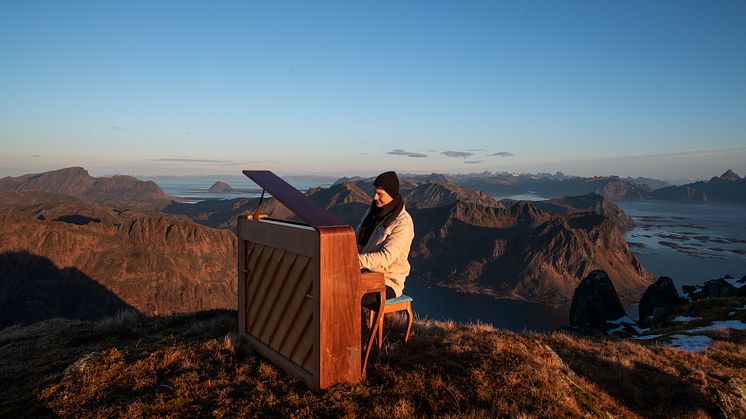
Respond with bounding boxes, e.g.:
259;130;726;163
238;170;380;390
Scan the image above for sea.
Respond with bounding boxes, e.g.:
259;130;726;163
145;177;746;331
142;175;333;202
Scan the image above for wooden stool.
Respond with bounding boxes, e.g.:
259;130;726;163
367;295;413;350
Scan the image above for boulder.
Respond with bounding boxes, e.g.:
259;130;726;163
683;277;739;301
569;270;628;331
638;276;686;327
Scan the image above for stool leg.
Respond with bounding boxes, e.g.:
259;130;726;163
368;309;374;330
405;305;413;343
377;313;384;350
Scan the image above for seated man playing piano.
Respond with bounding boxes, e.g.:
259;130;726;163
356;171;415;302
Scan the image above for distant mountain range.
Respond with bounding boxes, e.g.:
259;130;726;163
650;170;746;204
389;170;745;204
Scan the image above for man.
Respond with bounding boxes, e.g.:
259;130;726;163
356;171;415;300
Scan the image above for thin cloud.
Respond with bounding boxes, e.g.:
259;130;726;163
388;149;427;158
467;148;484;152
442;151;474;158
488;152;515;157
30;154;41;158
111;126;127;131
150;157;235;164
604;147;746;161
465;160;484;164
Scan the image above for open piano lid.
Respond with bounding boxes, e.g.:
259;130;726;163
242;170;349;229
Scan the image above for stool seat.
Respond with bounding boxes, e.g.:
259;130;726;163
367;294;414;350
385;295;413;305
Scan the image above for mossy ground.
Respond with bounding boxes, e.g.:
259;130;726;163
1;307;744;418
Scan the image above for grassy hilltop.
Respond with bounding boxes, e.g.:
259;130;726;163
1;307;744;418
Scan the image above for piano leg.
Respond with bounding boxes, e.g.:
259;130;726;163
362;288;386;378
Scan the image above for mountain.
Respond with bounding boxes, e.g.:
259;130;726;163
720;169;741;182
626;176;671;190
532;193;636;231
207;181;235;193
408;201;651;306
651;170;746;204
2;167;651;313
204;181;261;194
165;180;650;307
0;199;236;327
404;182;502;210
0;167;170;209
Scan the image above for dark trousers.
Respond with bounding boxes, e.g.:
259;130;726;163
362;285;396;307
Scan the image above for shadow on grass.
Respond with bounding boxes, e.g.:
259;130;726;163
545;335;721;418
0;251;139;328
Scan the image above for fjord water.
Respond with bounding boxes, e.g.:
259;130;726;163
615;200;746;287
404;279;569;331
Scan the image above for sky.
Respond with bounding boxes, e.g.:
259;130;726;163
1;0;745;181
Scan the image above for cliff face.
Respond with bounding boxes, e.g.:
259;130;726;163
0;167;170;209
533;193;636;231
652;170;746;204
0;200;236;327
409;201;651;306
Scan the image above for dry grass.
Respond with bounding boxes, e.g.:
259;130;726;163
1;309;743;418
539;329;746;418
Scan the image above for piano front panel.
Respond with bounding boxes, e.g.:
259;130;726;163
240;220;319;375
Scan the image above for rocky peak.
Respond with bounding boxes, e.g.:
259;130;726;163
406;182;500;210
508;201;550;226
207;181;234;192
426;173;450;184
332;176;364;186
533;193;635;231
309;181;370;206
439;201;514;228
720;169;741;181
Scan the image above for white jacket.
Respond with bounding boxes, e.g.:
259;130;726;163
356;205;415;297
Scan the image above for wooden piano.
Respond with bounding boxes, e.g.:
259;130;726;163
238;170;385;391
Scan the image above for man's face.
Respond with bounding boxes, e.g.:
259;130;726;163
373;186;394;207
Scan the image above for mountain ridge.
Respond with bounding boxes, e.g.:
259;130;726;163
0;200;236;327
651;169;746;204
0;167;170;209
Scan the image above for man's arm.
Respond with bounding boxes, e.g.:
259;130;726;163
358;218;414;271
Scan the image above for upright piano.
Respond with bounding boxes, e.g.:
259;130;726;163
238;170;385;391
